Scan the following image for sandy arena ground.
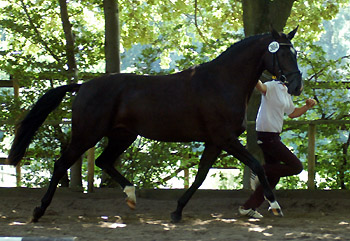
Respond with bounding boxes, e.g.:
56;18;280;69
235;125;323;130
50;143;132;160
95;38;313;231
0;188;349;240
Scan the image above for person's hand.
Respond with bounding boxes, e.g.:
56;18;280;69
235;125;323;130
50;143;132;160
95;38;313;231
306;99;317;109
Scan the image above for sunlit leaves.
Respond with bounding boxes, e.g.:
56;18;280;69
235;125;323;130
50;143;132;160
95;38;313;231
0;0;349;189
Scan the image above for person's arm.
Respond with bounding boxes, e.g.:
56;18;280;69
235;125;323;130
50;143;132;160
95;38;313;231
288;99;317;118
255;80;267;95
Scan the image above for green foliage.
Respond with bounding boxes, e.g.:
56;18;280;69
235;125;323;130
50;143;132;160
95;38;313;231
118;139;200;188
0;0;349;190
263;2;349;190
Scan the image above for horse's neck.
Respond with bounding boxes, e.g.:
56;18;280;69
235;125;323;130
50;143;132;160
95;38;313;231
231;41;266;75
215;41;266;90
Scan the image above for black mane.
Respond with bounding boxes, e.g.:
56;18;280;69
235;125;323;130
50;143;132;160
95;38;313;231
216;33;271;60
195;33;272;71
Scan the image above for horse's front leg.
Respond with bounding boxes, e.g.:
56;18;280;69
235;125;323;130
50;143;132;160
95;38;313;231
220;136;283;216
171;144;221;223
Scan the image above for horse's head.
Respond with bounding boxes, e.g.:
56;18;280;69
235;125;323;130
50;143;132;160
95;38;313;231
263;26;303;96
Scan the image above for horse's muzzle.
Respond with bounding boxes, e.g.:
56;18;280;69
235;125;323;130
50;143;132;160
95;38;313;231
287;74;303;96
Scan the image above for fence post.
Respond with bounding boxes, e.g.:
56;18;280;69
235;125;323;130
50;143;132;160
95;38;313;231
70;157;82;189
12;77;21;187
184;168;189;188
87;147;95;193
307;124;316;189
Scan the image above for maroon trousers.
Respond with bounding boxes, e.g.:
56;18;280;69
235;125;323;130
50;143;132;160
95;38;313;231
243;131;303;210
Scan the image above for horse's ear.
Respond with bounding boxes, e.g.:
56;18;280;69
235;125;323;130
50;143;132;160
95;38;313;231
270;24;281;40
287;26;299;40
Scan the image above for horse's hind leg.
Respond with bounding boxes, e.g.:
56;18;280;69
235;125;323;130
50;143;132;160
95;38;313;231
171;143;221;223
95;130;137;209
32;143;89;222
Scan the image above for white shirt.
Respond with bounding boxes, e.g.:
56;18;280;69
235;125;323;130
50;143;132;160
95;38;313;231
256;81;295;133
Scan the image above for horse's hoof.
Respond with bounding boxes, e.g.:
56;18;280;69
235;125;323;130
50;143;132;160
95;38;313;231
170;211;182;223
124;186;136;210
268;201;284;217
32;206;44;222
126;199;136;210
268;207;284;216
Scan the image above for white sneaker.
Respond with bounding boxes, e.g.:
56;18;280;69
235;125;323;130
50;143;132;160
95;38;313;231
238;206;263;218
250;172;260;191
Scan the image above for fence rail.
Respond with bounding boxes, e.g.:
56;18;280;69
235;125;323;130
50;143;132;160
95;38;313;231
249;119;350;189
1;74;350;190
2;118;349;190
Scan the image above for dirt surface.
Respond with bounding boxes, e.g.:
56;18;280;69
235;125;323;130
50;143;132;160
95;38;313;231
0;188;350;240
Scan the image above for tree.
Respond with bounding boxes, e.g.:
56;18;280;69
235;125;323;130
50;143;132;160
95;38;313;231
112;0;350;189
103;0;121;74
100;0;121;187
242;0;296;189
0;0;349;190
241;0;312;188
0;0;105;187
58;0;82;188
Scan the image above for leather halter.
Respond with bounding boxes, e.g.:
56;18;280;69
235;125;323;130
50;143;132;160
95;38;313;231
272;43;301;85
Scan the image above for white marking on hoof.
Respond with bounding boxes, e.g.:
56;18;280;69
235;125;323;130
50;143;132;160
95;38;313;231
268;200;284;217
123;186;136;210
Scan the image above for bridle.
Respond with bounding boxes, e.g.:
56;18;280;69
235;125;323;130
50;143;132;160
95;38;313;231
269;41;301;85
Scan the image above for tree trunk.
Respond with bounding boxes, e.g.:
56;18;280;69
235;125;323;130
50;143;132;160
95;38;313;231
59;0;82;189
100;0;121;187
242;0;295;189
103;0;121;74
55;124;70;187
340;129;350;189
59;0;78;83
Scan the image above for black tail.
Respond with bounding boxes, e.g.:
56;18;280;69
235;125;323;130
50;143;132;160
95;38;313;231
7;83;81;166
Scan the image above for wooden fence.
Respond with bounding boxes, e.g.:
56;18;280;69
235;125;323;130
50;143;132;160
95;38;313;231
0;75;98;191
286;119;350;189
248;119;350;189
0;79;21;185
1;78;350;191
1;117;350;191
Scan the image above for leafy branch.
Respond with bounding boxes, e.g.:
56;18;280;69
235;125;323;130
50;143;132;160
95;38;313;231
305;54;350;82
155;160;198;185
194;0;211;46
18;0;61;63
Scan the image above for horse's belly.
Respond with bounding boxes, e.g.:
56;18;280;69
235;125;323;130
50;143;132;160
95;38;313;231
138;125;206;142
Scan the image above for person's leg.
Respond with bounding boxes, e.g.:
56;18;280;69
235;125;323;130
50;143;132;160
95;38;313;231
241;132;303;212
243;175;280;210
260;133;303;178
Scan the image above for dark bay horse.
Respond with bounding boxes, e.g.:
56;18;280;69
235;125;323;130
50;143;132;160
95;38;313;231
8;27;302;223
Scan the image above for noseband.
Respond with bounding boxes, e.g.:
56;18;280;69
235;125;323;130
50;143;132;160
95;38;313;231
269;42;301;85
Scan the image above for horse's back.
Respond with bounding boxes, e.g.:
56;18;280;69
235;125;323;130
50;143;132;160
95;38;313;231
71;72;203;139
71;71;246;142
